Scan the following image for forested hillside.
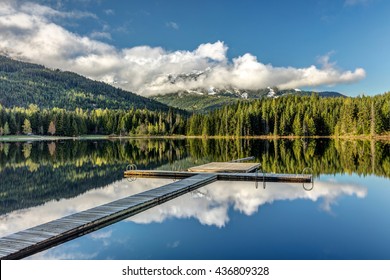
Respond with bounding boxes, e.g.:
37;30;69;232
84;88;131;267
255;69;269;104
152;92;239;112
187;93;390;137
152;89;345;112
0;55;169;111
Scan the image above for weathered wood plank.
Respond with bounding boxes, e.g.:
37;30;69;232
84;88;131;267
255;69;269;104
0;173;217;260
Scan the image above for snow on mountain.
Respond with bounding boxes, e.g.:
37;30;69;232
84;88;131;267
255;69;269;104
160;70;344;100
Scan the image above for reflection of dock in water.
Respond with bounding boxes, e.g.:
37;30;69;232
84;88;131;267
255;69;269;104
0;159;311;260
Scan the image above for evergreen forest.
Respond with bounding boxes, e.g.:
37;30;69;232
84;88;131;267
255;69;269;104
187;93;390;137
0;105;186;136
1;93;390;137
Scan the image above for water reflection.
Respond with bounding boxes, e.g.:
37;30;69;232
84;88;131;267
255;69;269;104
129;179;367;227
28;175;389;260
0;138;389;246
0;178;170;237
0;139;186;215
187;138;390;177
0;174;367;238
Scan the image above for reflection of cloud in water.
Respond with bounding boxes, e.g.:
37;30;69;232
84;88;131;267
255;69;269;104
91;230;113;240
167;240;180;249
90;229;113;247
27;244;99;260
0;178;170;237
129;180;367;227
0;177;367;237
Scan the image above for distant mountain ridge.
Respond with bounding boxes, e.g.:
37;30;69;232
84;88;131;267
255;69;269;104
0;55;170;111
152;87;345;112
151;68;345;111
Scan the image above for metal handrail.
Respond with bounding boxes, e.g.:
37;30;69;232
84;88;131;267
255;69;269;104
302;167;314;191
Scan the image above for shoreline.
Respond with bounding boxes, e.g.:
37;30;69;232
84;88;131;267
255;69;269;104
1;134;390;142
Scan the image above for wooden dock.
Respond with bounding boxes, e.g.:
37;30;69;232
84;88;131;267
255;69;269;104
124;170;312;183
0;173;217;260
125;161;312;183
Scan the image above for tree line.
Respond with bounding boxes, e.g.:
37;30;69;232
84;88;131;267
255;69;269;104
0;104;186;136
1;92;390;137
187;93;390;137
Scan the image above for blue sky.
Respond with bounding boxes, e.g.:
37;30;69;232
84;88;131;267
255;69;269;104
0;0;389;96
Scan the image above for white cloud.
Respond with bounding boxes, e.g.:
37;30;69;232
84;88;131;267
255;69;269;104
90;31;112;40
195;41;227;61
19;1;97;19
345;0;371;6
166;21;179;30
104;9;115;16
0;1;366;96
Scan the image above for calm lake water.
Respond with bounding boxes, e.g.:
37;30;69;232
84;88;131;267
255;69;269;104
1;138;390;259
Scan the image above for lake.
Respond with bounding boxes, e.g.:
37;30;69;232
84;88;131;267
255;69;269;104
0;138;390;259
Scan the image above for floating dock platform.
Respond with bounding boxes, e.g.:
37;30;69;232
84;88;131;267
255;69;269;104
188;162;261;173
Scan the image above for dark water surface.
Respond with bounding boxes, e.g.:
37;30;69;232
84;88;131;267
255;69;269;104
1;138;389;259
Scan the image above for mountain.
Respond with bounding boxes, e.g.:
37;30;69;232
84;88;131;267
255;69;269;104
151;69;345;112
152;87;346;112
0;55;169;111
0;55;345;113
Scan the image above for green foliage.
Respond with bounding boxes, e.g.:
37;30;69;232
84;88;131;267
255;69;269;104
153;92;240;112
0;105;186;136
186;93;390;137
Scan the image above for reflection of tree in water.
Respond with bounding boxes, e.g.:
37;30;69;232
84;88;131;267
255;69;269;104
0;139;186;171
0;139;187;215
187;138;390;177
0;138;389;216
